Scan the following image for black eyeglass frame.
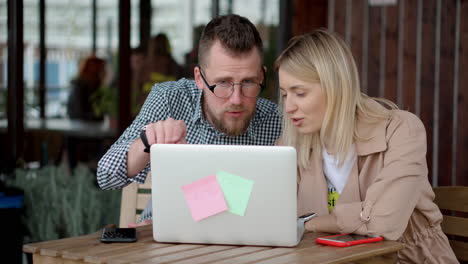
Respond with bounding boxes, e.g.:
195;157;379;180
198;66;266;98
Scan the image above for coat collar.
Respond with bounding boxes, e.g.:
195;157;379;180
355;104;390;156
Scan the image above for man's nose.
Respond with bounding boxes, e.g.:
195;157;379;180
228;85;243;105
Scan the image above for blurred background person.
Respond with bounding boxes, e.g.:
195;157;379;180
67;55;106;121
141;33;183;97
130;46;147;117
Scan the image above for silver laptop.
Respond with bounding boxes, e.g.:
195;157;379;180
150;144;298;247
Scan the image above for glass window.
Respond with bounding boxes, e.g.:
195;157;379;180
150;0;211;79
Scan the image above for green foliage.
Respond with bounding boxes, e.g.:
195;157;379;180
91;84;118;117
7;164;121;243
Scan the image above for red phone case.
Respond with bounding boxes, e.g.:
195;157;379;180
315;234;383;247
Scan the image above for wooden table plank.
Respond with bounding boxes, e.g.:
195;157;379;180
252;240;403;264
61;227;155;261
85;244;204;264
212;247;301;264
85;243;177;264
33;255;85;264
169;246;271;264
23;232;101;254
134;245;237;264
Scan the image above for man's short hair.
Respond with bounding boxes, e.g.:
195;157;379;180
198;14;263;67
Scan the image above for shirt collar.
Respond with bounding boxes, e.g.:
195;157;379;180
191;90;258;139
191;90;204;124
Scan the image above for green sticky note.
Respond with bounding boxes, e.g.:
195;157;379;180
216;170;254;216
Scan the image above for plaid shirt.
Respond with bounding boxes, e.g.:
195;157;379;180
97;78;282;221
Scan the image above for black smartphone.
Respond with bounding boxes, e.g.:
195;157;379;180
100;227;137;243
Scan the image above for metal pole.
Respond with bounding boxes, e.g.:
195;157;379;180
277;0;292;55
212;0;219;18
118;0;131;132
7;0;24;166
139;0;151;52
39;0;46;119
92;0;97;54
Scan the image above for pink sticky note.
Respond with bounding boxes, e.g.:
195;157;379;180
181;175;228;221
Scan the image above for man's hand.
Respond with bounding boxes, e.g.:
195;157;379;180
127;118;187;177
145;118;187;145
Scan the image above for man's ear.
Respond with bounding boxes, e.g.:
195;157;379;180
194;66;204;90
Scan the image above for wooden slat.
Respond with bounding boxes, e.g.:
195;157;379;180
136;193;151;210
419;0;437;184
86;243;177;263
250;239;402;264
334;0;347;40
135;245;237;264
367;5;382;98
384;4;399;103
457;0;468;187
351;0;364;84
119;182;138;228
449;240;468;261
440;215;468;237
33;255;83;264
120;173;152;227
401;0;417;112
170;246;271;264
433;186;468;212
140;173;152;189
101;244;205;264
437;0;456;186
292;0;327;36
22;231;101;254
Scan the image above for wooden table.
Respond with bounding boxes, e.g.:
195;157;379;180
23;225;404;264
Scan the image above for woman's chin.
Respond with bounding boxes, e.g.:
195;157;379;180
295;125;318;135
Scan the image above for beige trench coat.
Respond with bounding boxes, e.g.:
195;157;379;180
298;106;458;263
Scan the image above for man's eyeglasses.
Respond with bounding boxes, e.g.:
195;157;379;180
198;67;265;98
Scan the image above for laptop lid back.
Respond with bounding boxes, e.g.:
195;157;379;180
150;144;298;247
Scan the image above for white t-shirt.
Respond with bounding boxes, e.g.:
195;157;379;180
322;144;357;211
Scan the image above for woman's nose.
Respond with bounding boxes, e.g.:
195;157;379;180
284;97;297;113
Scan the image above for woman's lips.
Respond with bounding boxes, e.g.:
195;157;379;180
291;118;303;126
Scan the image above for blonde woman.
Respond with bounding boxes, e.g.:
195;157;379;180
275;29;458;263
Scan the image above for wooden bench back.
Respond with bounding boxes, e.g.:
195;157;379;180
433;186;468;261
119;173;152;227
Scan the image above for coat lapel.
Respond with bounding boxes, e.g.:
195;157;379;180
336;161;362;204
297;152;329;216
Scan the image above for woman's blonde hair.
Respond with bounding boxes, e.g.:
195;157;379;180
275;29;397;168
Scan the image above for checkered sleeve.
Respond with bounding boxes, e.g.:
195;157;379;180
96;84;171;190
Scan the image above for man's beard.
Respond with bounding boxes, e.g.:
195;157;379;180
204;104;255;137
